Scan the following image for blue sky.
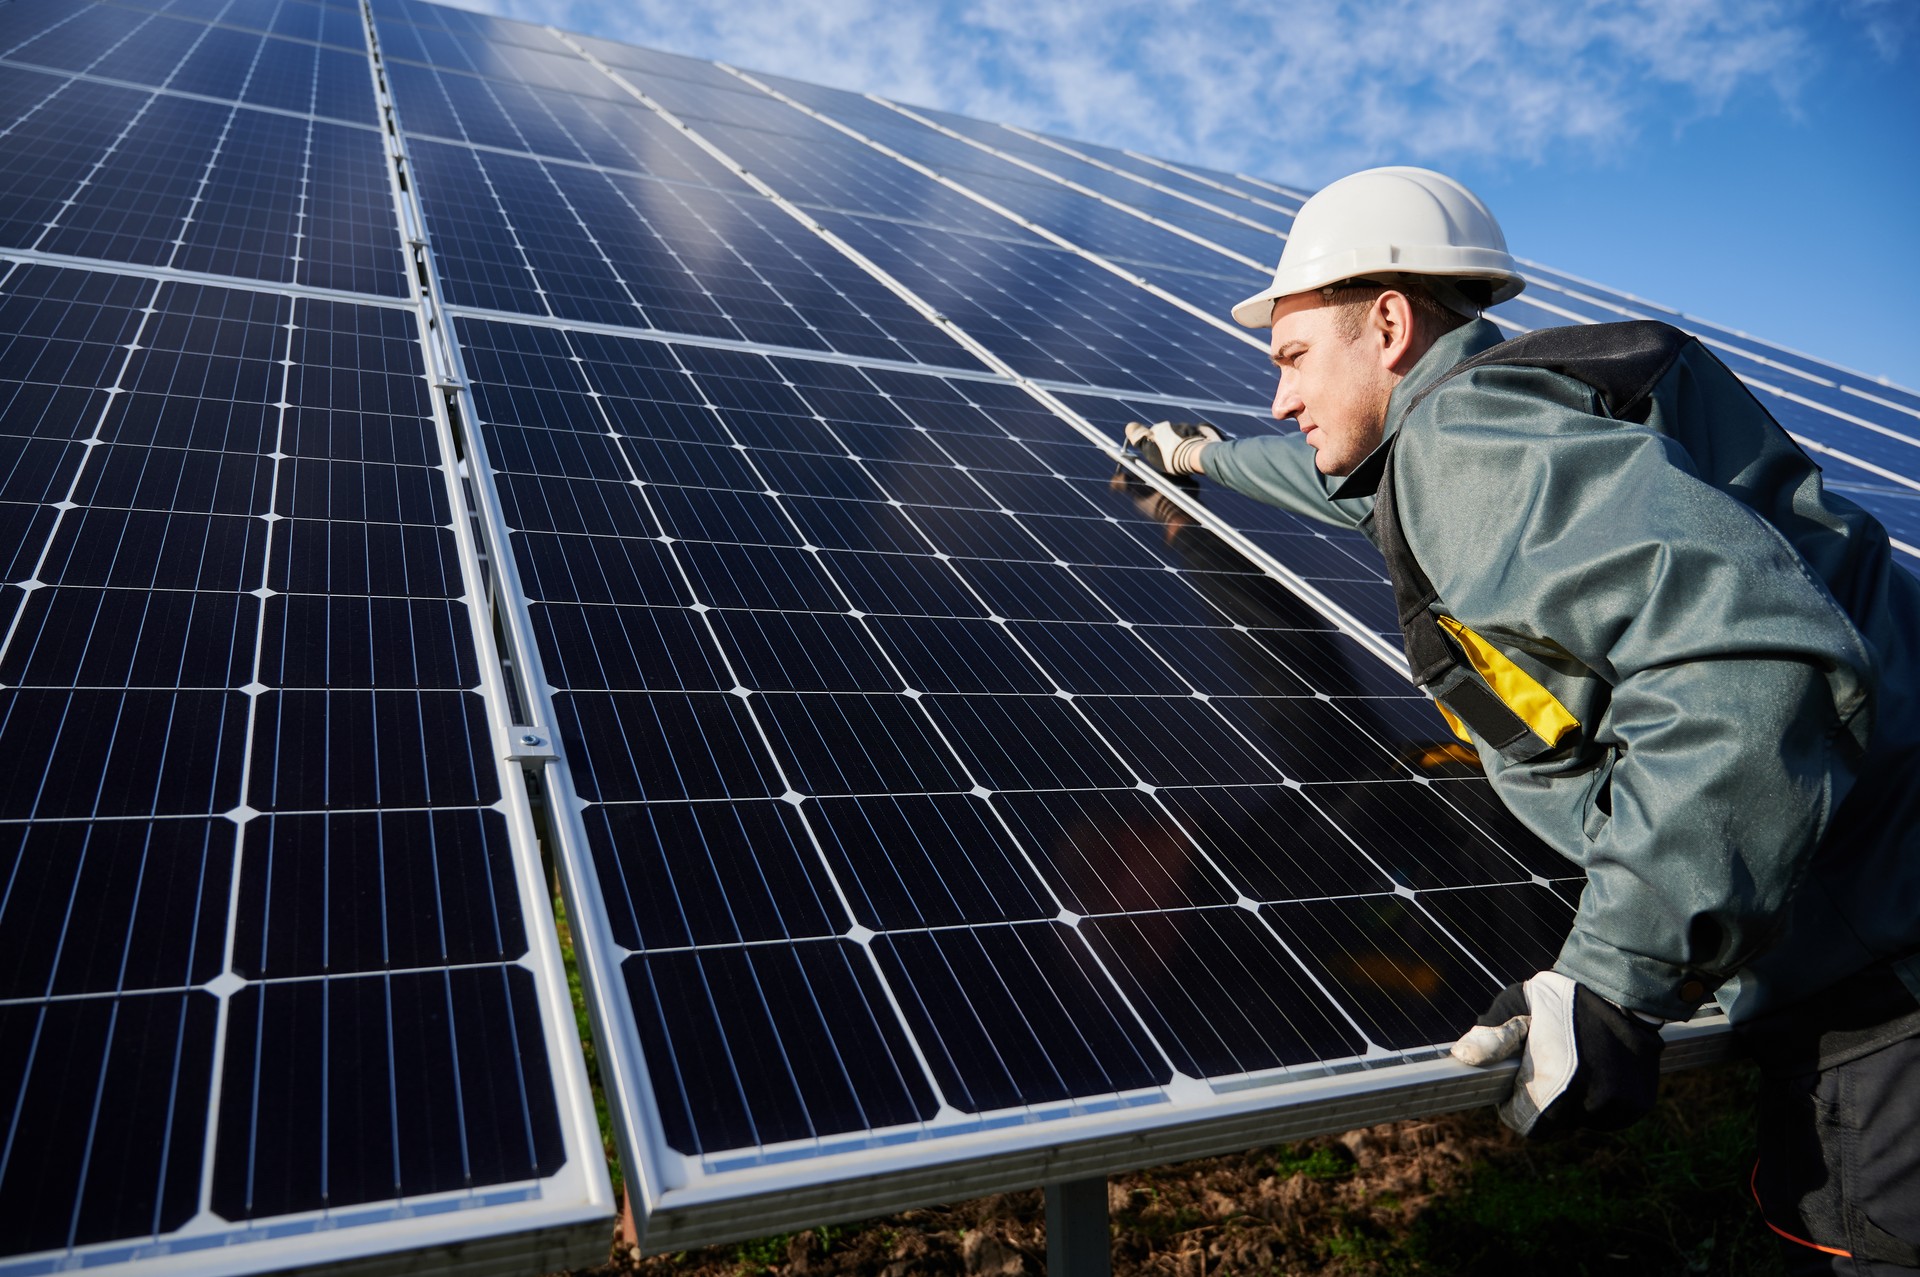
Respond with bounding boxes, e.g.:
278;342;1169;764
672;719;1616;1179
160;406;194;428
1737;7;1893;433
451;0;1919;389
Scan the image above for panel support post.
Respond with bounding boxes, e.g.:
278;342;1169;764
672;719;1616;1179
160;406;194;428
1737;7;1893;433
1045;1177;1111;1277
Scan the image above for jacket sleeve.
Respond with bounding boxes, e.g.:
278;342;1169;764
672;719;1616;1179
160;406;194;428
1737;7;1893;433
1199;433;1373;530
1399;366;1875;1021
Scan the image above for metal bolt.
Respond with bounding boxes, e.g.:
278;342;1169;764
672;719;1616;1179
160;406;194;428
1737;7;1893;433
520;733;542;747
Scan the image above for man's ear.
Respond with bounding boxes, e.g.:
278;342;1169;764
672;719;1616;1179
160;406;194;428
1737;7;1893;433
1375;290;1422;373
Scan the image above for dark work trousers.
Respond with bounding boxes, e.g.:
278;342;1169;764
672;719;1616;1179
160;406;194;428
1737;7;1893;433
1752;1031;1920;1275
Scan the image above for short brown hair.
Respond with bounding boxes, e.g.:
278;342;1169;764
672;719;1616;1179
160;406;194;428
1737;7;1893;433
1320;277;1475;341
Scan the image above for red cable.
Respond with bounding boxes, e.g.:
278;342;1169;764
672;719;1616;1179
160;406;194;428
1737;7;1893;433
1752;1159;1854;1259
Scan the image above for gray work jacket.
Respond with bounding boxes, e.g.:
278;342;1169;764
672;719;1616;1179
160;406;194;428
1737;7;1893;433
1201;319;1920;1023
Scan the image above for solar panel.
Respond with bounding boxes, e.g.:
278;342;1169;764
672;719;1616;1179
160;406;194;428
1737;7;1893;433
0;259;606;1272
0;4;608;1271
3;0;1914;1269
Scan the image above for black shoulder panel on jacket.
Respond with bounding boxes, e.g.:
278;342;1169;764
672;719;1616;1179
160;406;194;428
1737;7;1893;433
1407;320;1694;424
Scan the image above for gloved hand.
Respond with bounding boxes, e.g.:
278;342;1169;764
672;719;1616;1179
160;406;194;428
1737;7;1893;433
1123;420;1221;478
1450;970;1665;1139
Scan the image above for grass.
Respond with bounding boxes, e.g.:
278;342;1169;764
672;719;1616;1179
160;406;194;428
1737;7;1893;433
1269;1143;1358;1182
551;892;624;1203
1333;1066;1788;1276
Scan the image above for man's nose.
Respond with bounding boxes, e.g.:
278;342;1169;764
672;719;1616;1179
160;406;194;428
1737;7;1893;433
1272;371;1303;422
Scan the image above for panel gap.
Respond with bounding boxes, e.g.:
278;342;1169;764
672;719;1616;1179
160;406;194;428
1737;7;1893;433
525;767;627;1213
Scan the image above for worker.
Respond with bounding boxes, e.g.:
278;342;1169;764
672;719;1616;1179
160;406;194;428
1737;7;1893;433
1122;167;1920;1274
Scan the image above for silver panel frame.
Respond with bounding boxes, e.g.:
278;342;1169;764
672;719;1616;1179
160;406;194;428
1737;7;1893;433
638;1018;1729;1251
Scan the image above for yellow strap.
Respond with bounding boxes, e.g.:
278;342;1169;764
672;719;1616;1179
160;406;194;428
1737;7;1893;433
1434;614;1581;748
1432;698;1474;746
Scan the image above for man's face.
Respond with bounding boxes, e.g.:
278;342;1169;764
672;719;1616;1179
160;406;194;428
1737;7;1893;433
1268;292;1397;476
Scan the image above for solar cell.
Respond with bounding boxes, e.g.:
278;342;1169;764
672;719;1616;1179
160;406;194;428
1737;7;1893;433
631;937;937;1156
256;41;381;125
0;2;79;55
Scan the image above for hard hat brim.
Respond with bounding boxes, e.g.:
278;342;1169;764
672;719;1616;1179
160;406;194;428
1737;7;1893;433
1231;286;1285;329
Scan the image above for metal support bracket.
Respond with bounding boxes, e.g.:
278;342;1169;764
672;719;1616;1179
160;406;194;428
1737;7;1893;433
507;727;559;763
1045;1178;1112;1277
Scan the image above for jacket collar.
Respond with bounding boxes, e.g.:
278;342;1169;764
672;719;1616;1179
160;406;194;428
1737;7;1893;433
1328;317;1505;500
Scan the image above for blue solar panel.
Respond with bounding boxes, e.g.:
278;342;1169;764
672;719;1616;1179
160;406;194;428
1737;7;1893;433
0;256;605;1271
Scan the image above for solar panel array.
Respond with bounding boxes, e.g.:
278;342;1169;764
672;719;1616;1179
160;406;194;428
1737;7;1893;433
3;0;1916;1268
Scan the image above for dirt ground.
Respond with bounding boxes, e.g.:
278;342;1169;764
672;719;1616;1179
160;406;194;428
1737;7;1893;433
564;1063;1787;1277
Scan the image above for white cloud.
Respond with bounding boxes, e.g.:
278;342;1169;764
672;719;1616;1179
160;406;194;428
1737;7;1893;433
1842;0;1920;61
452;0;1846;186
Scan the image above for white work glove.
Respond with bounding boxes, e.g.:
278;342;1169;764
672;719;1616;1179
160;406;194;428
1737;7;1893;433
1450;971;1665;1139
1123;420;1220;477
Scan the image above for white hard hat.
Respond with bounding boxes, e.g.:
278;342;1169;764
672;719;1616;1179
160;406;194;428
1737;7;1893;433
1231;166;1525;328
